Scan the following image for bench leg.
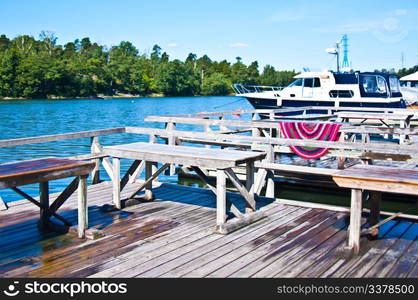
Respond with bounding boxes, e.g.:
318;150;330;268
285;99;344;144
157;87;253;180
368;191;381;237
216;169;227;228
144;161;154;200
39;181;50;230
112;157;121;209
348;189;362;255
78;175;88;238
246;161;255;213
265;171;275;198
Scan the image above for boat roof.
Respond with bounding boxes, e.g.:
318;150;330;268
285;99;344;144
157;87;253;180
293;71;333;79
400;71;418;82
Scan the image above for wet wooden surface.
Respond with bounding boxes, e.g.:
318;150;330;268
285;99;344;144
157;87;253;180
0;158;95;179
0;181;417;278
333;164;418;195
0;158;95;189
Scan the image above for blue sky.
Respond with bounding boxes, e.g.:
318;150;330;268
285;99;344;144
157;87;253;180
1;0;417;72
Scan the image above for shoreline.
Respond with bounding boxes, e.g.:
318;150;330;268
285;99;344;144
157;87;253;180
0;93;234;101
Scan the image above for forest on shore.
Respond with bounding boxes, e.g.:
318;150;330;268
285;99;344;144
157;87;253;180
0;32;297;99
1;32;417;99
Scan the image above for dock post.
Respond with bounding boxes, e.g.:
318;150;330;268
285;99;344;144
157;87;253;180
246;161;255;213
112;157;121;209
39;181;50;230
77;175;88;238
369;191;381;236
90;136;101;184
216;169;227;229
145;161;154;200
265;145;275;198
348;189;362;255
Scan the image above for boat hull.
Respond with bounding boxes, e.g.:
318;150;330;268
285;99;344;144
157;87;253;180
245;97;406;110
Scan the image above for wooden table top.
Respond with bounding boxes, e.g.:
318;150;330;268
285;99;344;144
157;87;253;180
0;158;95;189
332;164;418;194
333;164;418;184
104;142;266;169
336;111;414;120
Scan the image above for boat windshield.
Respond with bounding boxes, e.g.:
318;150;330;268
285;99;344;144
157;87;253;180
362;75;387;95
288;79;303;87
389;76;400;93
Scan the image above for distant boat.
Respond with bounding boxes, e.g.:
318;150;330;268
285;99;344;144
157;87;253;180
400;71;418;105
233;71;406;111
88;95;104;100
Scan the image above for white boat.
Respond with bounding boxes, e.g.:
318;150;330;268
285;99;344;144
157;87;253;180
400;71;418;105
233;71;406;111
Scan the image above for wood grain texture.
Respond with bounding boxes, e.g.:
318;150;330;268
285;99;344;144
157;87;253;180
103;142;266;169
0;158;95;189
0;181;416;278
333;164;418;194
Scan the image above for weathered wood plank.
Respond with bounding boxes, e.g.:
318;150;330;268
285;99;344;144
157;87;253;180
112;157;121;209
348;189;363;255
224;168;255;210
38;181;49;230
159;206;302;278
197;209;328;277
77;175;88;238
364;223;418;277
0;158;95;189
103;142;266;169
129;163;170;199
216;170;227;228
138;205;297;278
0;127;125;148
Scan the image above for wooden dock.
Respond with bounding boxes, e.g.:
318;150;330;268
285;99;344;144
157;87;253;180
1;105;418;278
1;181;417;278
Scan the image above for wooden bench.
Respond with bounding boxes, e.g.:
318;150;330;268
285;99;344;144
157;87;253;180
336;112;415;143
103;142;267;234
332;164;418;255
0;157;95;238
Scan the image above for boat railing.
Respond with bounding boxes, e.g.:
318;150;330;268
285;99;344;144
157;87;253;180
232;83;284;94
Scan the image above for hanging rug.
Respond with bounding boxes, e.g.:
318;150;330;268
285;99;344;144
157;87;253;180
279;122;342;159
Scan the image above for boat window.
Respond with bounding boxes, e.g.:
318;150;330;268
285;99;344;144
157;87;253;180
376;76;387;94
314;78;321;87
329;90;354;98
288;79;303;87
303;78;313;87
389;76;400;93
362;75;387;94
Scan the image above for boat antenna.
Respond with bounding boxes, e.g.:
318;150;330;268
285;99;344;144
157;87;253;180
326;34;349;73
326;42;340;73
341;34;349;69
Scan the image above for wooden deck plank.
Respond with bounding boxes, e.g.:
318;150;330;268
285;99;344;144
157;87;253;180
252;213;349;277
201;209;333;277
2;200;214;278
408;261;418;278
0;183;216;276
342;221;413;277
0;180;417;278
138;205;299;278
363;223;418;277
226;211;342;278
313;220;404;278
386;238;418;278
158;206;302;278
114;203;283;278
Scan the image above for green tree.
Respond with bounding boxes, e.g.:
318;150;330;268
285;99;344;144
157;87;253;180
157;59;200;96
108;41;146;95
201;73;231;96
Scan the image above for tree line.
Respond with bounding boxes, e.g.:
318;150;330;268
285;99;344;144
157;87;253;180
0;32;297;99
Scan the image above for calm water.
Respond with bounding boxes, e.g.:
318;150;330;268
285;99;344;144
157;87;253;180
0;96;252;202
